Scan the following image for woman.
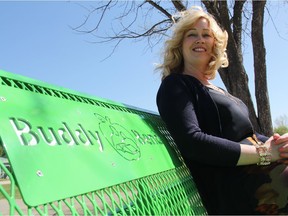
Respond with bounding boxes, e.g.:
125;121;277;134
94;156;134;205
156;7;288;215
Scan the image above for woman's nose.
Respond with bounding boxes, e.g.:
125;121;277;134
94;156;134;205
195;39;204;44
195;36;205;44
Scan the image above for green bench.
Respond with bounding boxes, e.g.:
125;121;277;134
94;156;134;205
0;70;207;215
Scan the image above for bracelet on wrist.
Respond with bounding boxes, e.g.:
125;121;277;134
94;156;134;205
255;143;272;166
247;135;272;166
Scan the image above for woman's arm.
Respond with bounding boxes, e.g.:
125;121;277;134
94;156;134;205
238;136;282;166
157;75;287;167
157;75;241;167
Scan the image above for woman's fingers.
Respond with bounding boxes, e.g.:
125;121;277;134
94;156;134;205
279;143;288;158
274;133;288;145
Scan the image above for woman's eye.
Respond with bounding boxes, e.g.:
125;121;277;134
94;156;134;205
203;34;212;38
187;33;197;37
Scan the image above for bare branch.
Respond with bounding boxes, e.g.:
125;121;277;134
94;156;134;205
146;0;173;20
201;0;221;23
73;0;174;53
265;6;288;41
73;0;114;34
116;2;143;37
103;19;172;40
171;0;186;12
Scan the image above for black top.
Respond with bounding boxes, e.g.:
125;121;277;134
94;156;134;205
156;74;268;214
207;86;254;141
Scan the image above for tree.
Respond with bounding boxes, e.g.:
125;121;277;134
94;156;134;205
274;115;288;135
201;1;272;136
74;0;276;136
274;126;288;135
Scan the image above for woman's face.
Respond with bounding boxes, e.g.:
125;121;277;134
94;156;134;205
182;18;215;68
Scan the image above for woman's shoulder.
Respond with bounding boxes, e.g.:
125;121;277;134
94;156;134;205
157;74;187;99
161;73;202;90
157;74;203;104
162;73;181;82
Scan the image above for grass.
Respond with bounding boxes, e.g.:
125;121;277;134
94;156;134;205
0;181;22;200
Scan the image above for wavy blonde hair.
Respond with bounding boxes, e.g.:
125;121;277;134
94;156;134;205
158;7;229;80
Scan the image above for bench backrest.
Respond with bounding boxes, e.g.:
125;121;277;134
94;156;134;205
0;70;206;215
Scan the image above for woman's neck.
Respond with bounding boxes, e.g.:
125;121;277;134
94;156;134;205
183;66;210;85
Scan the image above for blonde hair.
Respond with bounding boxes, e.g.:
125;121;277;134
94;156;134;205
158;7;228;80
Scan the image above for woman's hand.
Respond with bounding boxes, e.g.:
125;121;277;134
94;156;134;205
272;133;288;163
263;135;281;162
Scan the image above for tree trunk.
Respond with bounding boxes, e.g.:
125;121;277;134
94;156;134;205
202;0;272;135
252;0;273;135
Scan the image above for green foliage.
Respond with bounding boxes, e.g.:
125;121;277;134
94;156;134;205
274;115;288;135
274;125;288;135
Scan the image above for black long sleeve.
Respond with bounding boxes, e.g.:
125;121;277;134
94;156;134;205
157;74;241;167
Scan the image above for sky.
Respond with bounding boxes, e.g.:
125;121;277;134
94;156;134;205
0;1;288;125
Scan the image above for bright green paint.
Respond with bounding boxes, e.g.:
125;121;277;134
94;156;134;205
0;70;206;215
0;70;181;206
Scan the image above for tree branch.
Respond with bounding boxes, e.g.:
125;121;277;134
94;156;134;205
171;0;186;12
101;19;172;40
73;0;114;34
146;0;173;20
